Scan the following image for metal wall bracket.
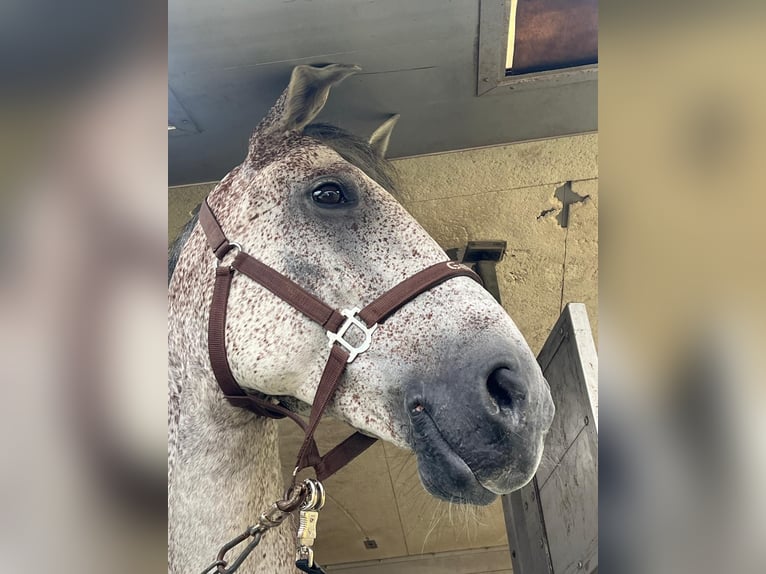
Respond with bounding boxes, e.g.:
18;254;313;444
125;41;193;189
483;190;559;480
447;240;507;303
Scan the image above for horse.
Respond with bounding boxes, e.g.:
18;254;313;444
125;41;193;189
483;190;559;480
168;63;555;574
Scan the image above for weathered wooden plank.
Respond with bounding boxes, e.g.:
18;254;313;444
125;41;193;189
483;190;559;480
540;425;598;574
503;303;598;573
504;478;553;574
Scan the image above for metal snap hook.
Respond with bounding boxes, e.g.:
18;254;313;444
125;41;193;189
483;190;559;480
300;478;325;511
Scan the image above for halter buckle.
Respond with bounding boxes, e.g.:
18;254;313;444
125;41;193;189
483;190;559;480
215;242;242;268
327;308;377;363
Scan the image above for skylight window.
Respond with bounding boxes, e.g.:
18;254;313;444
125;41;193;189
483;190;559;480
478;0;598;96
506;0;598;75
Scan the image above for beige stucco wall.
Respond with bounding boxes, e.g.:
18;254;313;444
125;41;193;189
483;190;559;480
169;133;598;352
393;134;598;352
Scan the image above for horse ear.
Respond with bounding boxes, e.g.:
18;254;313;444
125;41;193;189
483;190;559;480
279;64;360;132
368;114;400;157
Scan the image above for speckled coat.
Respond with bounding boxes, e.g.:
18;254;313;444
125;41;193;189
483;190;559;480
168;65;553;574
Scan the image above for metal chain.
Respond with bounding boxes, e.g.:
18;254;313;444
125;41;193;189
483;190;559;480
199;482;307;574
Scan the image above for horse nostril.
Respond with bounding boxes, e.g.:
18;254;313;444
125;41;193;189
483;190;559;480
486;367;527;411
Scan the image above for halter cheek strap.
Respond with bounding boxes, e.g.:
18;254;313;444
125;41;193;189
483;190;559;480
199;200;481;481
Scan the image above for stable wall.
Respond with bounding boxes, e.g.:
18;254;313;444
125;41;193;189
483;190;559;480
393;134;598;352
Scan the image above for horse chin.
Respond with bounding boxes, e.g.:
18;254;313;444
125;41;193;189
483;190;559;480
409;402;547;505
414;439;538;505
410;419;499;505
416;450;498;506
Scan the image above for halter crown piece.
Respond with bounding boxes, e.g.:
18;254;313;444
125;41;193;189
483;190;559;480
199;199;482;480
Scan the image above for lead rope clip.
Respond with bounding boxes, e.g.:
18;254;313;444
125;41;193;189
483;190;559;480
295;478;326;572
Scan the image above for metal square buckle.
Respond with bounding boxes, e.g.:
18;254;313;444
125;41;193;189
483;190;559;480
326;308;378;363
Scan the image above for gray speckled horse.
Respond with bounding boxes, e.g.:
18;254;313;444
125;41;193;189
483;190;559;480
168;64;554;574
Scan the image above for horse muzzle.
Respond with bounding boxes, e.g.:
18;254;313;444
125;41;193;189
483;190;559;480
405;360;555;505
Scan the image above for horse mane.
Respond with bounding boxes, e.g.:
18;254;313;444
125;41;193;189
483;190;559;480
168;203;201;283
303;123;398;192
168;123;398;281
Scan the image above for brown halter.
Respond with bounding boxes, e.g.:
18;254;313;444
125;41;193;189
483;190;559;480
199;199;481;482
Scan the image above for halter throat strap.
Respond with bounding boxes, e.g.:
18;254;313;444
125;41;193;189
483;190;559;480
199;200;481;481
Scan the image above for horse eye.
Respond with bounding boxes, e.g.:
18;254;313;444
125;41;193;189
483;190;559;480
311;183;347;205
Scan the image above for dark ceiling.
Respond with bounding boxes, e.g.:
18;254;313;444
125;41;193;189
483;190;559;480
169;0;597;186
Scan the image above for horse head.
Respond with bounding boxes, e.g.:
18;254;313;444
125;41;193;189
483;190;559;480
170;64;554;505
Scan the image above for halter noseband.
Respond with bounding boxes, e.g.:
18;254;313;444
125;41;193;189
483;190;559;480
199;199;481;482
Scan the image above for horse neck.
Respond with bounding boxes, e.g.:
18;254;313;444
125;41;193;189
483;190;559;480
168;364;296;574
168;231;295;574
